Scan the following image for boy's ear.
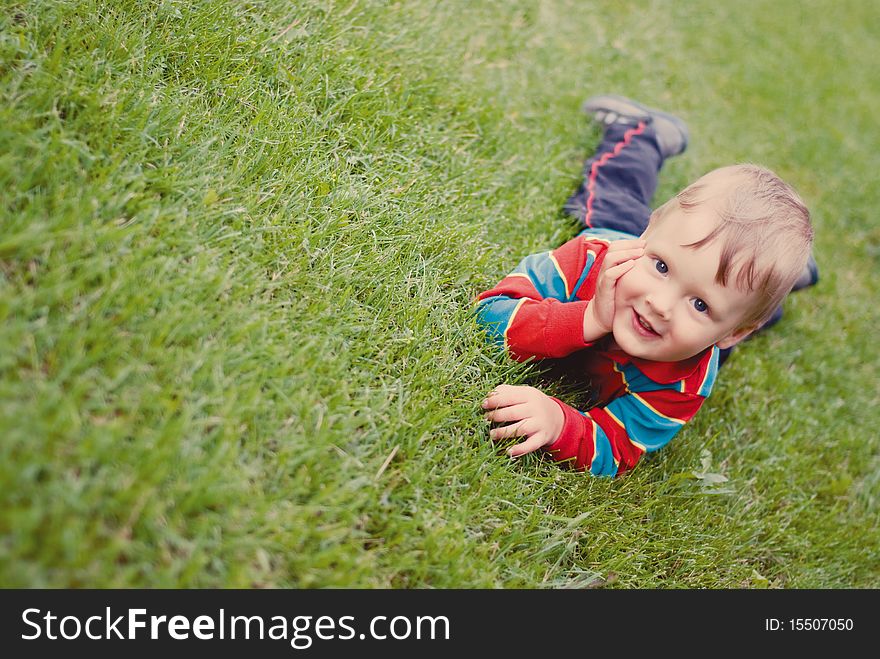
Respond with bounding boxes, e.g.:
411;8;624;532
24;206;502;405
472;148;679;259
716;324;758;350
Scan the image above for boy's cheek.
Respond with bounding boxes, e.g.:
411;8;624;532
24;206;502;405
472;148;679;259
613;276;630;308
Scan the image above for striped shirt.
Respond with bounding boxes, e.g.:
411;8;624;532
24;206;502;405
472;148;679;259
475;228;718;477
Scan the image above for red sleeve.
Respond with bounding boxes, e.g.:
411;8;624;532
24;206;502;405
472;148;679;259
475;236;609;360
545;388;706;477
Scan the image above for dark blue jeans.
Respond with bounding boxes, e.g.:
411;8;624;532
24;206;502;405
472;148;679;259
564;120;662;236
561;120;781;366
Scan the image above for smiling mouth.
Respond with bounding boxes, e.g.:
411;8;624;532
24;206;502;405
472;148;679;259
632;309;660;338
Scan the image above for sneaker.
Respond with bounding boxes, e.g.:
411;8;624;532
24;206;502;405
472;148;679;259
791;253;819;291
582;94;689;159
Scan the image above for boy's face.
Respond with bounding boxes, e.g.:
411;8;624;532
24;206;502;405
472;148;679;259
612;207;757;362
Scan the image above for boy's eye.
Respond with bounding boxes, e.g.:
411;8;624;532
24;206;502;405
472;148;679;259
692;298;708;313
654;258;668;274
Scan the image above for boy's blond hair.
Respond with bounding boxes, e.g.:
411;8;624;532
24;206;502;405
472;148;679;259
650;164;813;330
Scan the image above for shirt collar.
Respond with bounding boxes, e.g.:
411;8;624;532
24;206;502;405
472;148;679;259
601;343;716;384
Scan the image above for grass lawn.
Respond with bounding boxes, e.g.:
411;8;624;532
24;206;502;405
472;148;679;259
1;0;878;588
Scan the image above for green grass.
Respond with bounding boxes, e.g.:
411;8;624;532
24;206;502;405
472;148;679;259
1;0;877;588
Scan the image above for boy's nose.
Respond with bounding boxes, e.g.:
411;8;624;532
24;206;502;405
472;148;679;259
645;293;672;319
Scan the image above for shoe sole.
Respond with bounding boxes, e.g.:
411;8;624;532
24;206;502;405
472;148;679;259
582;94;689;155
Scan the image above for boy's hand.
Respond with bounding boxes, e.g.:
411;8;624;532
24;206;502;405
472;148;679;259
481;384;564;458
583;238;645;343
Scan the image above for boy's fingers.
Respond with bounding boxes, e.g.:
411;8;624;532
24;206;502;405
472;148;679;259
482;393;513;410
489;419;533;441
482;384;532;409
605;244;645;260
484;403;530;423
508;433;547;458
603;259;637;281
603;247;644;267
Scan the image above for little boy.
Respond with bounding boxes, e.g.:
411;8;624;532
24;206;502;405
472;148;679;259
475;95;817;477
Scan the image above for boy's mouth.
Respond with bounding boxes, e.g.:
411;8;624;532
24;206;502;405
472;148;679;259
632;309;661;338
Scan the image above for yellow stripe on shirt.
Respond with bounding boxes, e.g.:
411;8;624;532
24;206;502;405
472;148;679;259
594;407;628;466
605;408;648;453
588;419;599;471
612;362;631;394
696;354;714;396
503;298;528;352
630;392;687;425
605;407;626;429
547;251;571;300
